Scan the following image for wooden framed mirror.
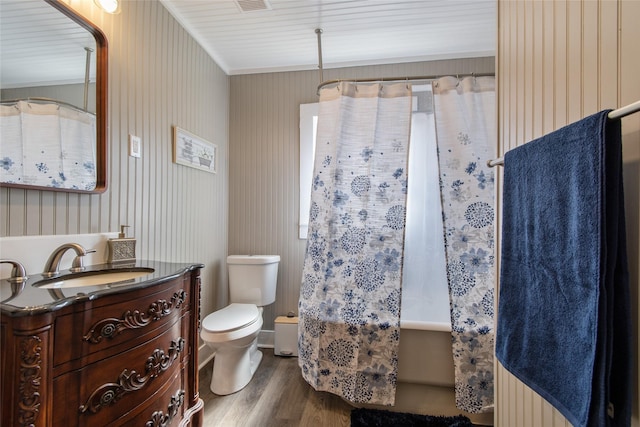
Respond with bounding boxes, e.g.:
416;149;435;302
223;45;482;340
0;0;108;193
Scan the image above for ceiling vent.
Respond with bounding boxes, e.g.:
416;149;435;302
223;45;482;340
235;0;272;13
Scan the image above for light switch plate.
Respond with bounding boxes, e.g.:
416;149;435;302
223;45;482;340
129;134;141;158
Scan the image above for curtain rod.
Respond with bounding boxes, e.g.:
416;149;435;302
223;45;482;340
1;97;94;115
487;99;640;168
312;30;494;93
315;28;324;85
316;72;495;95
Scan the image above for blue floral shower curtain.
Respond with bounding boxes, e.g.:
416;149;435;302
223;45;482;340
433;76;496;413
298;82;412;405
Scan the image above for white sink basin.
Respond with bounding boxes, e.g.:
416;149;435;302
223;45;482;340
35;268;155;289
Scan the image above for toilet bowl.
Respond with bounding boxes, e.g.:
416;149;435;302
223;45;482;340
200;255;280;395
201;303;264;395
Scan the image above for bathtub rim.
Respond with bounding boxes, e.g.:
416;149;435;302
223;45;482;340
400;319;451;332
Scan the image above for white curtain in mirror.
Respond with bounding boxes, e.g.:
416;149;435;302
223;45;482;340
0;100;96;190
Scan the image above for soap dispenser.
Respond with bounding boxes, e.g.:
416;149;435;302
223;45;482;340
107;225;136;264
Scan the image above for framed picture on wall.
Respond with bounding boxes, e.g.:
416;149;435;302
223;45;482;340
172;126;217;174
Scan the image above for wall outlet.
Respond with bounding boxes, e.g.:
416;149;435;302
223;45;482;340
129;134;141;158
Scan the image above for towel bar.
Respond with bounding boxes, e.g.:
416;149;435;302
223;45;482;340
487;99;640;168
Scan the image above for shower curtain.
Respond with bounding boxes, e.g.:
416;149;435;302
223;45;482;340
298;81;412;405
433;76;496;413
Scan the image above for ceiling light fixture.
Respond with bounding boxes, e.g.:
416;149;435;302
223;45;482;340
94;0;120;14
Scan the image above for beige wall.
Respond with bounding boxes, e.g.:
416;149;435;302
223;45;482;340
0;0;494;334
228;57;495;330
496;1;640;426
4;2;635;421
0;0;230;322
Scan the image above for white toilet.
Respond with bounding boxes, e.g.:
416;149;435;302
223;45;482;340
201;255;280;395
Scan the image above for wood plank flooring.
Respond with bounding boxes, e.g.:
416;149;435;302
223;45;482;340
198;350;492;427
199;351;353;427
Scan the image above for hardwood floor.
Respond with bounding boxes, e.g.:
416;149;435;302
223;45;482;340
198;350;493;427
199;351;353;427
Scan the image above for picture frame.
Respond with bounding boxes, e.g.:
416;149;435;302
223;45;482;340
172;126;217;174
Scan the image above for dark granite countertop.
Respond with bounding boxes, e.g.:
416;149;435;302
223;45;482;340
0;260;203;317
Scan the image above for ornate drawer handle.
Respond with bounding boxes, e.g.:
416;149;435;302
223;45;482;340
79;338;185;414
145;390;185;427
83;290;187;343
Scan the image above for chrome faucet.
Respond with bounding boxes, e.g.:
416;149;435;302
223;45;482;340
1;259;29;299
42;243;95;277
0;259;28;283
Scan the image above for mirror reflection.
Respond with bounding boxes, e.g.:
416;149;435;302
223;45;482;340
0;0;107;193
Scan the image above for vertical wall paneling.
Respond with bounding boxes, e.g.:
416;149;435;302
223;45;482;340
0;0;497;380
0;0;230;327
621;1;640;423
496;1;640;426
541;1;554;136
228;57;495;330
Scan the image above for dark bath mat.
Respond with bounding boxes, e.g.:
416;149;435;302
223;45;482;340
351;408;474;427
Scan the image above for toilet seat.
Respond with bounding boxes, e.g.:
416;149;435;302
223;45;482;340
203;303;260;332
201;303;263;343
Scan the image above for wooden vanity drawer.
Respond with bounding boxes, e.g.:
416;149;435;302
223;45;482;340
124;378;187;427
54;275;190;367
52;317;187;426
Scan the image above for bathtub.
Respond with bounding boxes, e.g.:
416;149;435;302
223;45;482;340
398;190;454;389
396;106;456;388
379;286;494;425
397;296;454;387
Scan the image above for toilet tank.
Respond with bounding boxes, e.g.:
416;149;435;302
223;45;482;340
227;255;280;306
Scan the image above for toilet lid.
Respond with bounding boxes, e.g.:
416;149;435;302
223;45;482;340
202;303;260;333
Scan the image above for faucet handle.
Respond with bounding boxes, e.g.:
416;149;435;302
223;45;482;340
0;259;28;283
1;259;28;299
70;249;97;273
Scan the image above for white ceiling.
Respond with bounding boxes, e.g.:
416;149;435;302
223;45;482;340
0;0;496;89
159;0;497;75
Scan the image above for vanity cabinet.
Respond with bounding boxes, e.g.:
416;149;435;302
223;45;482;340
1;263;203;427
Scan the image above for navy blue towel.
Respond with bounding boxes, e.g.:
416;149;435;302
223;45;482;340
495;110;631;427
